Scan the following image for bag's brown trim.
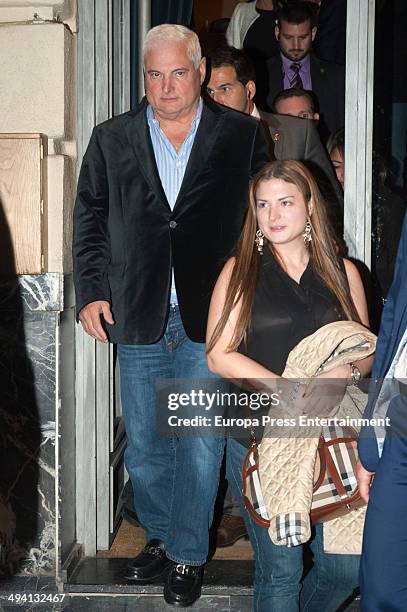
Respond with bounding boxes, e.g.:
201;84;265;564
242;426;366;529
242;446;271;528
311;427;365;523
313;440;326;492
311;493;365;523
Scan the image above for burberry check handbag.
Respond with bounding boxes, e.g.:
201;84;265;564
242;425;366;527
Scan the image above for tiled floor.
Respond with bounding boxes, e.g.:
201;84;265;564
66;519;359;611
0;520;360;611
96;519;253;561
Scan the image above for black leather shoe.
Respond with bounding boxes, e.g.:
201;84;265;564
124;539;172;583
164;562;204;607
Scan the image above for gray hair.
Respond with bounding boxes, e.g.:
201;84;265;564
143;24;202;69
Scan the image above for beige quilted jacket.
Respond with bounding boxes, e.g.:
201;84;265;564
258;321;377;554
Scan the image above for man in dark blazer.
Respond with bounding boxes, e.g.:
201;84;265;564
265;2;345;140
73;24;269;607
357;212;407;610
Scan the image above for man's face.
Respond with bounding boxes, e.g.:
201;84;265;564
275;95;319;121
206;65;255;114
144;41;205;120
276;19;316;62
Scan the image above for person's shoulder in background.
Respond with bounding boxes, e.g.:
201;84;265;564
226;1;258;48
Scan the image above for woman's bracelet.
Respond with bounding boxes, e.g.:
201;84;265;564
349;363;362;386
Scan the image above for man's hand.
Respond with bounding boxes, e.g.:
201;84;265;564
356;459;375;503
79;300;114;343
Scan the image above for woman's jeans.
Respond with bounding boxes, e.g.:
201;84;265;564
227;437;360;612
117;305;225;566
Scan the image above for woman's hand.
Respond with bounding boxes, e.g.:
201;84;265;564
316;364;351;380
298;364;351;418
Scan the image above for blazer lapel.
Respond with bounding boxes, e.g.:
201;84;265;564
268;117;285;159
276;57;284;91
310;55;324;90
267;57;284;106
257;111;280;160
124;98;170;211
173;99;224;213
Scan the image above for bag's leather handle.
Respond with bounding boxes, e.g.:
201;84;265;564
313;438;326;492
242;446;271;528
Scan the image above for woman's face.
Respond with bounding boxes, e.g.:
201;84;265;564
330;146;344;189
255;178;311;247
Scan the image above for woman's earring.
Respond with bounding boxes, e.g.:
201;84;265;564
255;229;264;254
303;219;312;245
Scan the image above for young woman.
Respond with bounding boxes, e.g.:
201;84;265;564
327;127;345;190
206;160;373;612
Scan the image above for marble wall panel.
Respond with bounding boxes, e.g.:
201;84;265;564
0;274;67;579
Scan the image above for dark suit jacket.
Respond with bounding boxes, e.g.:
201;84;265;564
265;54;345;139
358;212;407;472
259;110;342;199
73;97;269;344
258;109;343;233
314;0;347;66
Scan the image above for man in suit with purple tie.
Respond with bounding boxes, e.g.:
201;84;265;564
265;2;345;140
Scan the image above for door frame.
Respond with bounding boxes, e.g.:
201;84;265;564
344;0;376;265
74;0;132;558
72;0;375;562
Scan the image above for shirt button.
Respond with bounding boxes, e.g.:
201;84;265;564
169;220;177;229
176;160;182;167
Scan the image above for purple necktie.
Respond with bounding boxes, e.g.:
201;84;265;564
290;63;304;89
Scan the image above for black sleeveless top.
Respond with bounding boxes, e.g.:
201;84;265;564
240;248;345;372
231;248;345;446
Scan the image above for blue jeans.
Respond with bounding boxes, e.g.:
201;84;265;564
117;305;225;565
227;438;360;612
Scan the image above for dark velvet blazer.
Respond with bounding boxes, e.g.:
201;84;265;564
73;97;269;344
265;54;345;140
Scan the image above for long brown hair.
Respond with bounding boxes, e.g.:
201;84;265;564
207;160;360;353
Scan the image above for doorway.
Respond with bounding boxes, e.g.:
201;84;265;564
62;3;386;611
